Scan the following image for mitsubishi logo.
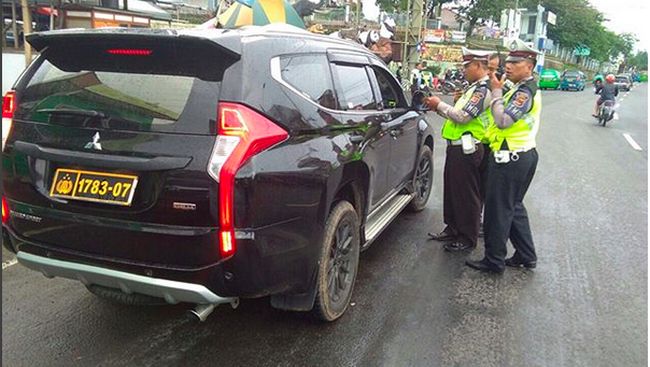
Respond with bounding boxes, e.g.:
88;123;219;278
84;132;102;150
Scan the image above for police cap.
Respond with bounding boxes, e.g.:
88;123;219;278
505;38;541;62
461;47;494;65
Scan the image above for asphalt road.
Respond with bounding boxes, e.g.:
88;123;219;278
2;84;647;367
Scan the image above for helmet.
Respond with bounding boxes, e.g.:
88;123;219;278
606;74;615;83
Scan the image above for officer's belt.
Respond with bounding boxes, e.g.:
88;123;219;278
447;137;481;146
492;147;535;162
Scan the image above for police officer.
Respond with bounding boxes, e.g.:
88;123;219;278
425;48;494;252
466;39;541;273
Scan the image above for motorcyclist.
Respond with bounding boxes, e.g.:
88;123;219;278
593;72;604;94
411;61;427;92
593;74;618;117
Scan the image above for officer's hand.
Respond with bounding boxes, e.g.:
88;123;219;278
490;72;507;90
425;96;441;110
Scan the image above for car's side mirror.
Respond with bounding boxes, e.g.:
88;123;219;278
411;90;429;112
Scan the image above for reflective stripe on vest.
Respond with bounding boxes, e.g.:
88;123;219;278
441;83;493;141
487;86;541;152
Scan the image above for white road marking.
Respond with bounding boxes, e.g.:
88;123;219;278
2;258;18;270
623;133;643;151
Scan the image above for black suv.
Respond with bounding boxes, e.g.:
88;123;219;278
2;25;434;322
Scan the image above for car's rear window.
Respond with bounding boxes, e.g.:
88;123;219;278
616;76;629;82
14;42;234;134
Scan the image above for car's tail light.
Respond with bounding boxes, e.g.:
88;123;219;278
208;102;288;258
2;91;16;151
2;196;9;224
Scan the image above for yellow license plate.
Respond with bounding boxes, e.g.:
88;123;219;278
50;169;138;206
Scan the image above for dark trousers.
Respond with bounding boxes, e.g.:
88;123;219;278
484;149;538;267
442;143;484;247
478;143;490;203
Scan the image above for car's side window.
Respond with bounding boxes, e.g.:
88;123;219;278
330;63;377;111
370;66;406;109
280;54;338;110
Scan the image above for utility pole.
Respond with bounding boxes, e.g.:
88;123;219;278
400;0;424;86
20;0;33;66
355;0;360;26
11;0;19;48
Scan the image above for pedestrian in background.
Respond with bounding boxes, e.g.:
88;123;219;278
466;39;541;273
425;48;493;252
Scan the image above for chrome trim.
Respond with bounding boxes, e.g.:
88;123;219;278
270;56;393;116
364;193;414;244
16;252;236;305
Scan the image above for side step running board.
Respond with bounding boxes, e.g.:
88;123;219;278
364;193;414;247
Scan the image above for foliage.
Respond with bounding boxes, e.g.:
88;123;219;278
628;51;648;70
376;0;452;14
456;0;640;62
455;0;508;37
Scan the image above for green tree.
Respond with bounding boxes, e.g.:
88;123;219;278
376;0;452;15
627;51;647;70
456;0;509;37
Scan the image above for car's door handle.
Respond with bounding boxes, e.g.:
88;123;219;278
14;141;192;171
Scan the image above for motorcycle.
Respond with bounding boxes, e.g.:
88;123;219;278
596;100;616;126
441;70;468;95
441;79;469;95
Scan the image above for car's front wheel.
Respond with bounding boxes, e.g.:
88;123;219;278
408;145;433;212
313;200;360;322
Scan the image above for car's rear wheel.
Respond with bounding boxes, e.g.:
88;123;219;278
313;200;360;322
408;145;433;212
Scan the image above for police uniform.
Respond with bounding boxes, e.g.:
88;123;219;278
427;48;494;252
467;39;541;273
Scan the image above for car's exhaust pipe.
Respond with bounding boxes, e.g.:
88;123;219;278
188;298;239;322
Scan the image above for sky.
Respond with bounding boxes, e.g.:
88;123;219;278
589;0;648;52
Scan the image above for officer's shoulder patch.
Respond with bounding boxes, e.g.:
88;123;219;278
511;90;530;108
469;89;485;104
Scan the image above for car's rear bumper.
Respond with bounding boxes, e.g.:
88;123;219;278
538;81;559;88
17;251;236;305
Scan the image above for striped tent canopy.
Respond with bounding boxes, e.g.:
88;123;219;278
217;0;305;29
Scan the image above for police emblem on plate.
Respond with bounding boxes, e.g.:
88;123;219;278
55;173;74;195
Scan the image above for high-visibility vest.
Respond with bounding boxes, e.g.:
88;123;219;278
486;82;541;152
441;81;492;142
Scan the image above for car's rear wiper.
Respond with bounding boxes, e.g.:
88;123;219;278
37;108;107;119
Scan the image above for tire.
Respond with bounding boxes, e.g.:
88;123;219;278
312;201;360;322
408;145;433;212
87;284;168;306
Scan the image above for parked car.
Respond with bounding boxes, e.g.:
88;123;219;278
4;29;24;46
560;70;586;91
614;75;632;91
1;25;435;322
538;68;561;89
